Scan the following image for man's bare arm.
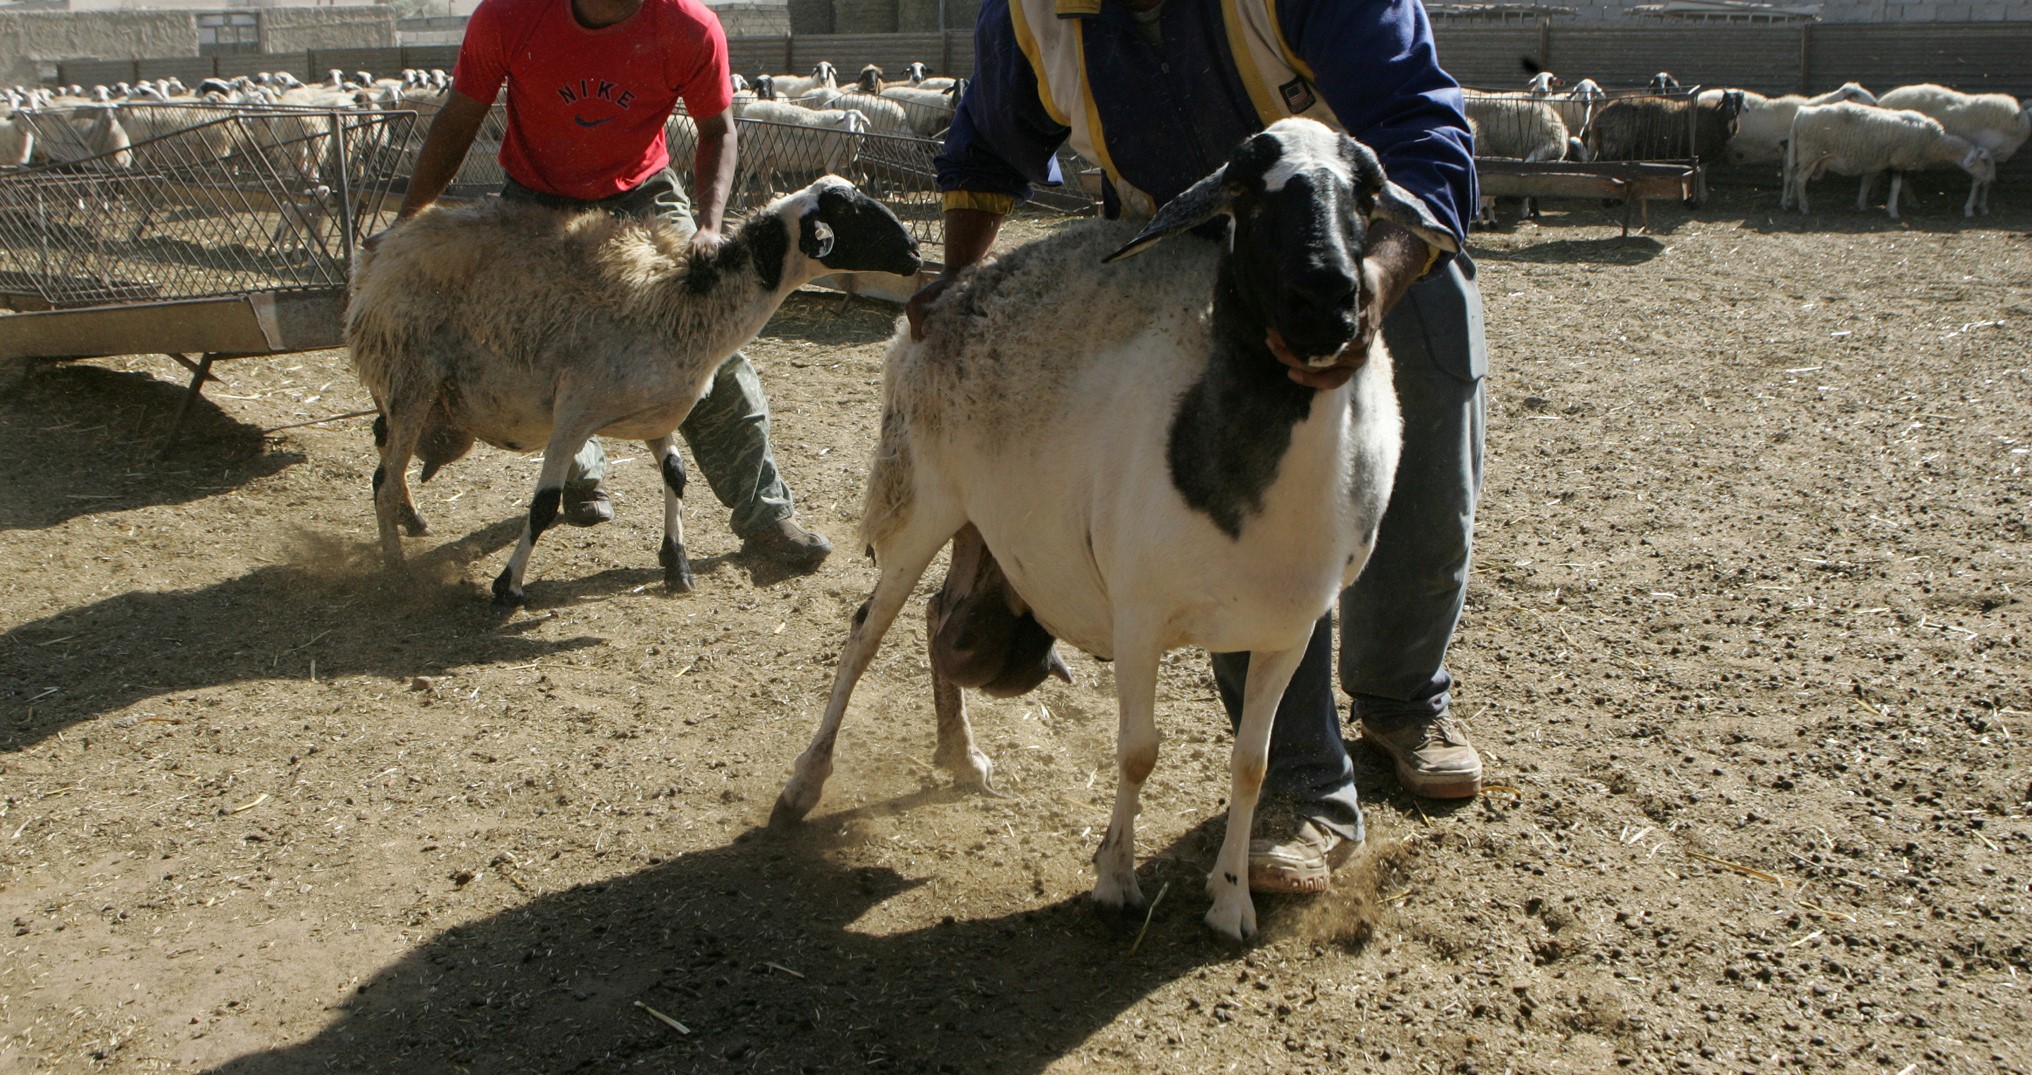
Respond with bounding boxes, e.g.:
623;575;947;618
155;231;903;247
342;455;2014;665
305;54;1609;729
689;110;737;249
395;88;492;221
904;207;1003;339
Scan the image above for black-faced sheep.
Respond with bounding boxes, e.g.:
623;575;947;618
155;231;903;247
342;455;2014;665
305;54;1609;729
769;118;1457;941
346;177;923;608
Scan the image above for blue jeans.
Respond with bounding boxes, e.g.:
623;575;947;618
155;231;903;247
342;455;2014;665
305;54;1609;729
1211;254;1487;842
501;171;797;538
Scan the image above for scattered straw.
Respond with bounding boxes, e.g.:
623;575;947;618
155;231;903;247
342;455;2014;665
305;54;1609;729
1126;881;1171;958
765;961;806;979
633;1000;690;1035
228;793;269;815
1687;850;1786;886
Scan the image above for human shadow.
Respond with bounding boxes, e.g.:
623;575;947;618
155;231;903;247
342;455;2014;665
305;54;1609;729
0;520;598;753
0;362;300;530
204;815;1267;1075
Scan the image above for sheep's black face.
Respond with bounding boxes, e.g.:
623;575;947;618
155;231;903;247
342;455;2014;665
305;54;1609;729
804;183;924;277
1225;130;1368;366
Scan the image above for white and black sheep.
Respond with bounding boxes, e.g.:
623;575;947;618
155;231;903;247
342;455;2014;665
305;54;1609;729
769;118;1457;941
1783;101;1998;219
345;177;923;608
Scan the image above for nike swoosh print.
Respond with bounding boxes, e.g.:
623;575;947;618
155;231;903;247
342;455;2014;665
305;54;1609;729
574;115;614;128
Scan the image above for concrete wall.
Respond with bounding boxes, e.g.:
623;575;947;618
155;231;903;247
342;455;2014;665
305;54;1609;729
0;7;394;86
0;12;191;84
260;7;395;53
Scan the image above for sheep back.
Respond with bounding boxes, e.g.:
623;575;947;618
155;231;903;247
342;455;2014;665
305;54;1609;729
866;218;1215;547
347;201;696;416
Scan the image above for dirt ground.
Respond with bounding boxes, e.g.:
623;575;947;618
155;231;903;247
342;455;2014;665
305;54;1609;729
3;171;2029;1075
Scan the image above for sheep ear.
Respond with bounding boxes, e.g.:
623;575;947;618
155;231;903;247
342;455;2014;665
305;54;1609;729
1103;168;1234;263
1372;181;1460;255
801;217;836;260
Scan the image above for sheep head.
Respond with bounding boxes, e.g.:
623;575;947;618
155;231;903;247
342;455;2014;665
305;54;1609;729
1103;117;1455;368
768;177;922;284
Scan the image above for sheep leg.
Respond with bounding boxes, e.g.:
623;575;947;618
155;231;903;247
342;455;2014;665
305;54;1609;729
926;593;996;794
1092;638;1161;917
491;428;587;609
1856;172;1878;211
1964;177;1981;219
376;413;431;536
648;435;693;593
371;406;427;565
772;509;963;828
1204;641;1306;943
1885;173;1903;220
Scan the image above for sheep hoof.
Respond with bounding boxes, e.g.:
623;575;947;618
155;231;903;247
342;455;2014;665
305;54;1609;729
767;792;811;830
490;569;524;610
398;506;430;537
660;538;694;593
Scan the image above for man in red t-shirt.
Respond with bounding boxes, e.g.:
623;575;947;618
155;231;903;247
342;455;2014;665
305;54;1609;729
373;0;831;566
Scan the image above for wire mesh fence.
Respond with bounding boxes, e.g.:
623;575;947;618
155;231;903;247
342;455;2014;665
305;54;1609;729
0;104;414;309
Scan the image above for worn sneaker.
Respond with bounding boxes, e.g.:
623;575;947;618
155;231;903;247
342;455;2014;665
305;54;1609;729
561;485;614;527
742;517;833;569
1358;709;1484;799
1248;802;1356;895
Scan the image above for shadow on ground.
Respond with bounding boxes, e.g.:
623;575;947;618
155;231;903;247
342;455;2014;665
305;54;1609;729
0;520;598;752
202;815;1279;1075
0;362;299;530
1471;234;1668;265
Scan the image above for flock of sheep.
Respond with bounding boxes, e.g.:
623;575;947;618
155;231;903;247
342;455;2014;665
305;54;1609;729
1467;68;2030;221
0;61;963;211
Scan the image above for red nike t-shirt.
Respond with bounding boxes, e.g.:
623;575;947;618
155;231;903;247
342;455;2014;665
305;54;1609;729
452;0;733;200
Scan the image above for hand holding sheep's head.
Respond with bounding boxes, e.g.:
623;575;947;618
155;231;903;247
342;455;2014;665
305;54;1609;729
1105;118;1458;387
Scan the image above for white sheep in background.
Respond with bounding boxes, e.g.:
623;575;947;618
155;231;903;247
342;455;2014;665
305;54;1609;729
767;61;839;100
347;176;923;608
1784;101;1996;219
1717;82;1878;167
1462;90;1570;163
730;100;870;195
769;118;1457;941
876;84;958;137
795;89;913;137
1876;83;2029;214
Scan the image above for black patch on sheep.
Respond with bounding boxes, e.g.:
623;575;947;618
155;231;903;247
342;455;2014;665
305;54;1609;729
371;464;386;492
743;216;790;293
527;486;562;543
372;414;387;447
1167;272;1317;540
659;451;687;500
1155;129;1365;539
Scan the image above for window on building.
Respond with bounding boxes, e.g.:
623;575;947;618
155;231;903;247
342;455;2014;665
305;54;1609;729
197;13;261;57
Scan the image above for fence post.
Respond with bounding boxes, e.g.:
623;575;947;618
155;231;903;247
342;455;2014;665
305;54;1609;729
783;33;794;73
1798;23;1812;94
1538;18;1552;72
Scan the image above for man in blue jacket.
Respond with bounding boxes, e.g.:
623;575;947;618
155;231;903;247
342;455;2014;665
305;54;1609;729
913;0;1488;894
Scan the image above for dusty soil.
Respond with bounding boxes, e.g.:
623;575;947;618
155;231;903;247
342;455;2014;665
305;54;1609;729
3;175;2029;1075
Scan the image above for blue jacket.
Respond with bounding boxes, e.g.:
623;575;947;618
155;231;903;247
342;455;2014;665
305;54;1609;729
935;0;1475;248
